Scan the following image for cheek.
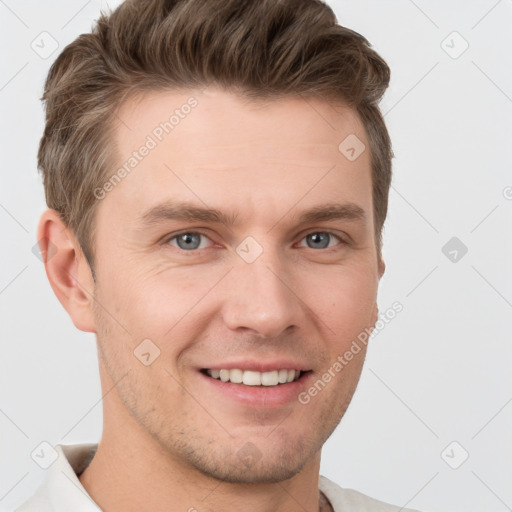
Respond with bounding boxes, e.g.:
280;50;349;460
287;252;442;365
101;265;220;362
301;263;378;327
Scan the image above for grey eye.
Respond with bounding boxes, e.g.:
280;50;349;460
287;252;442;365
304;232;336;249
174;232;203;250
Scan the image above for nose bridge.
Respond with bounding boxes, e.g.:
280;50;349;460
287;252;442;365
221;243;302;339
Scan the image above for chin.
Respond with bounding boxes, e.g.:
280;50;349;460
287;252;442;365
163;431;318;484
192;449;312;484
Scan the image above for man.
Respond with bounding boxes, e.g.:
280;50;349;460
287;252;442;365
17;0;418;510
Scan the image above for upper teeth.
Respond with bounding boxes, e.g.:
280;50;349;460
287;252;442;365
206;369;300;386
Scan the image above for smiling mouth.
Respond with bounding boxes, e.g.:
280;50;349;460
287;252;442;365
201;368;310;386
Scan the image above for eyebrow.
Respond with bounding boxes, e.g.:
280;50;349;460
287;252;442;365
137;200;367;229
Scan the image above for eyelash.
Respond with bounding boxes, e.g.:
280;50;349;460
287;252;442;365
163;230;347;253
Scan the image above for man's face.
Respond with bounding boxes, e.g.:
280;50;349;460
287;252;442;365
89;88;384;483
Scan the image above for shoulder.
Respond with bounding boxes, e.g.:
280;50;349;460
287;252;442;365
319;475;424;512
13;443;99;512
13;486;52;512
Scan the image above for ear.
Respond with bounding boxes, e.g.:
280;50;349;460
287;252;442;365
36;209;96;333
370;257;386;326
378;256;386;280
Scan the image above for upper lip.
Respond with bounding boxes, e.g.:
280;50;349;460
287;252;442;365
199;360;311;372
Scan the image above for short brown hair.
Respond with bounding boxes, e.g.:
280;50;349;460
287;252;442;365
38;0;392;277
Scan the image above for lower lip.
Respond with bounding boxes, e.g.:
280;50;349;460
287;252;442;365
200;371;312;409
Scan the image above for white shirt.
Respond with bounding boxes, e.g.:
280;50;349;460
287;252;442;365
14;444;421;512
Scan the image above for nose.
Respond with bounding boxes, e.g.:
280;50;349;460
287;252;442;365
221;252;304;339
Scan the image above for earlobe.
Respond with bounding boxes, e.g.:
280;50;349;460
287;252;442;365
378;258;386;279
36;209;96;333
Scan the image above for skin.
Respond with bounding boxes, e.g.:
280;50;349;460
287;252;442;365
38;87;385;512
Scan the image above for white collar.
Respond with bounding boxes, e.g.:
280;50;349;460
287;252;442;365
17;443;416;512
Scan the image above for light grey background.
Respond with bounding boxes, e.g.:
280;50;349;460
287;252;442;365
1;1;511;511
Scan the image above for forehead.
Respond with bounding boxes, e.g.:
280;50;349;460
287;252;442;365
116;87;365;150
102;88;372;230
